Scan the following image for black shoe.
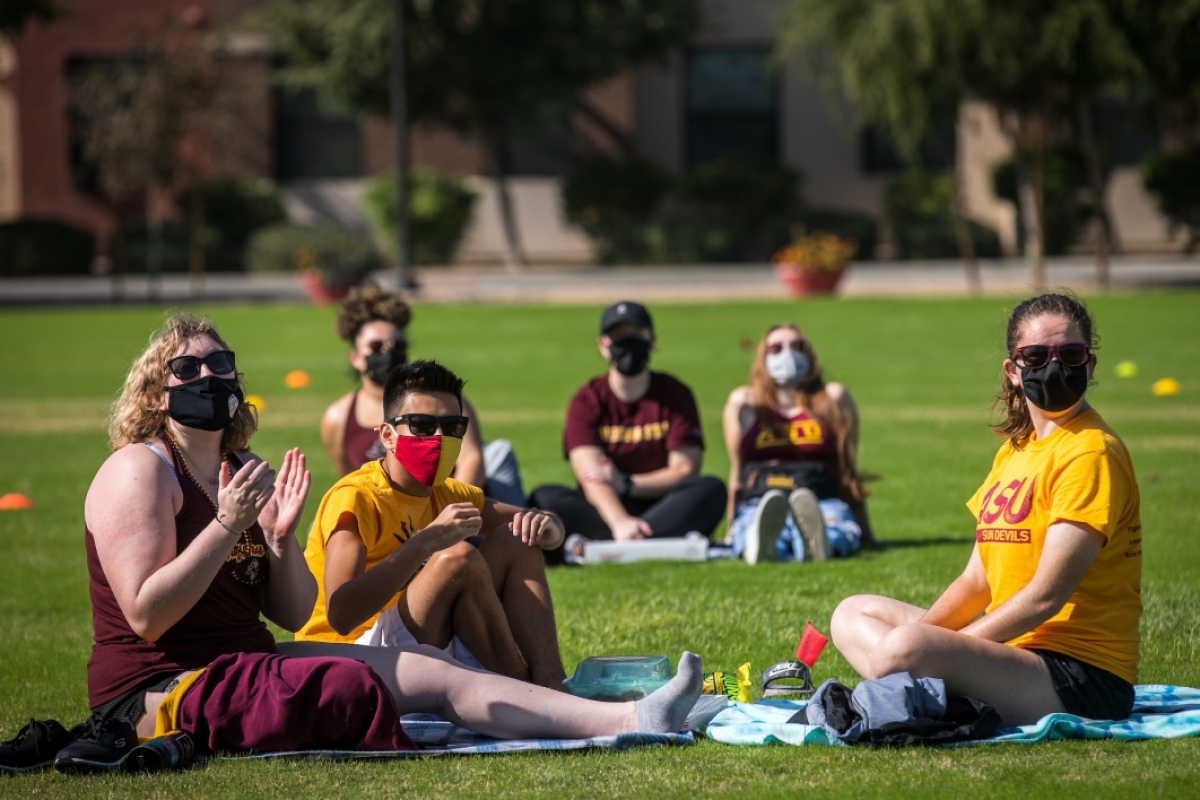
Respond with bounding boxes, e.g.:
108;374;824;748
0;718;80;773
53;717;137;773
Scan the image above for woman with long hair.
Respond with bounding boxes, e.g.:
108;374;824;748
829;294;1142;725
722;323;872;564
37;312;700;770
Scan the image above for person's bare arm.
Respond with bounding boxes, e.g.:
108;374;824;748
454;395;488;490
626;447;702;498
722;387;750;528
568;445;652;540
958;521;1105;643
482;499;565;549
324;503;482;635
918;545;992;631
253;448;317;632
321;393;356;477
828;382;875;544
86;445;276;642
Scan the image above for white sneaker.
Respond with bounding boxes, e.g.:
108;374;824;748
563;533;589;566
744;489;788;565
789;488;827;562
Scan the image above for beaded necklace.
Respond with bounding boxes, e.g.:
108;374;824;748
164;433;265;586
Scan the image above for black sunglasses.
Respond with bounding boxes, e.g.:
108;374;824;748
367;338;407;355
167;350;237;381
1013;343;1090;369
386;414;470;438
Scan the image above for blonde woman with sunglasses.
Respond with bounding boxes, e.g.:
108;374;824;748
722;323;873;565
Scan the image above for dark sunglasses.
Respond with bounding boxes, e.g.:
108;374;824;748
167;350;236;381
1012;343;1090;369
386;414;470;438
367;338;407;355
766;340;810;355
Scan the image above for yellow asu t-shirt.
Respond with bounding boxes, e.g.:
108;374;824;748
296;460;484;643
966;409;1142;683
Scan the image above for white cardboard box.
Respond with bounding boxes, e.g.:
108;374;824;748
583;538;708;564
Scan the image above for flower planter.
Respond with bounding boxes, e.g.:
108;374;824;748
298;268;356;305
774;262;845;297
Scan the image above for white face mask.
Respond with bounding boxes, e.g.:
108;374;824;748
765;349;811;385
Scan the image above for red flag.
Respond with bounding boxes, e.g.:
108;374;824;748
795;621;829;668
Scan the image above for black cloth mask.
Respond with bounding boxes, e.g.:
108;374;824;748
1020;360;1089;412
608;337;651;377
166;376;244;432
364;348;407;387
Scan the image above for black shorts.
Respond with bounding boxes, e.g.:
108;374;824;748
1029;648;1135;721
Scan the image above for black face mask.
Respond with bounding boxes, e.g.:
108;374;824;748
166;376;244;431
1020;360;1089;413
608;337;651;377
364;348;406;387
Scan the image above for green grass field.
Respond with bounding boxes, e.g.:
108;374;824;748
0;292;1197;798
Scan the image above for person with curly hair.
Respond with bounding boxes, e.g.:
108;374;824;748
830;294;1142;726
320;285;524;505
31;312;702;770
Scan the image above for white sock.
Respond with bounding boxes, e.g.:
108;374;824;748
635;652;703;733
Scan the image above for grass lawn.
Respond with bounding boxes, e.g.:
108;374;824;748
0;291;1197;798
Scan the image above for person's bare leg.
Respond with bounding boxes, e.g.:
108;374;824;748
479;525;567;690
398;541;530;682
830;594;926;678
278;643;703;739
867;622;1066;726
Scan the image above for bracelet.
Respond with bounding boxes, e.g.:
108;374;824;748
617;471;634;497
216;515;245;537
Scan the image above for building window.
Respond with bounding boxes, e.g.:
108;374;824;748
275;88;363;180
686;48;777;167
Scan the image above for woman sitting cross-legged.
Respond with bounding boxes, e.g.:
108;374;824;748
830;294;1141;725
722;323;874;565
46;312;701;769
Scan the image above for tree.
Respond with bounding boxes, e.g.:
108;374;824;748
777;0;1140;288
256;0;700;267
0;0;59;38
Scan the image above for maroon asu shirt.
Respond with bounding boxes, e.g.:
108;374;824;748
563;372;705;475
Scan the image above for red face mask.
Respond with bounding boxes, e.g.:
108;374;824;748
390;433;461;486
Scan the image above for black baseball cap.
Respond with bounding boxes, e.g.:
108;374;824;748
599;301;654;335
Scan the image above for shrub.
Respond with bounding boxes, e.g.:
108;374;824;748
789;209;880;261
176;176;287;270
562;157;672;261
245;223;380;290
886;170;1002;259
1142;146;1200;252
112;220;212;274
0;218;95;276
363;169;477;265
675;158;804;260
992;146;1093;256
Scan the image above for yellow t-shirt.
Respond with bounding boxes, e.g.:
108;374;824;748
966;409;1142;683
296;460;484;643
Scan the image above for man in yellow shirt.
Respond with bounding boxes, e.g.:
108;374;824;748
829;294;1141;725
297;360;568;690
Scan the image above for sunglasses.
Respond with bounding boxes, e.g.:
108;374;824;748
367;338;407;355
386;414;470;438
1012;343;1090;369
766;340;810;355
167;350;236;381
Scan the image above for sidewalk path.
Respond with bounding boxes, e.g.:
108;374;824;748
2;256;1198;307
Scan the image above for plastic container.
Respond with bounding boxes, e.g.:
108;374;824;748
563;655;674;701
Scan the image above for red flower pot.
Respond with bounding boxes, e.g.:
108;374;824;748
774;263;845;297
298;268;355;305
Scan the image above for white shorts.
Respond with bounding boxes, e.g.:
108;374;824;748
354;605;483;669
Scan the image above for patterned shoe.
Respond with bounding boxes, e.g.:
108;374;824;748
789;488;827;562
745;489;788;565
53;717;137;773
0;718;79;773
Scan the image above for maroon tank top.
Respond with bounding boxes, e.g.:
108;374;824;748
85;439;276;708
343;390;385;470
739;406;839;472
